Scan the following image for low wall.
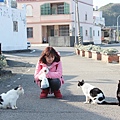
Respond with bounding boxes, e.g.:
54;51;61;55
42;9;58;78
48;36;79;47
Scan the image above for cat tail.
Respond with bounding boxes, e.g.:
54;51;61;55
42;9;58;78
99;101;118;105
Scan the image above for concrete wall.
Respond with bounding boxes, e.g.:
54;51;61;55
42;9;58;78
48;36;89;47
49;36;75;47
0;3;27;51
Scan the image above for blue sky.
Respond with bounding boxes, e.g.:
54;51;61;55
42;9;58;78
93;0;120;8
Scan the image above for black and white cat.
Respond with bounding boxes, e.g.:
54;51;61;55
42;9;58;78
78;80;118;105
0;85;24;109
117;80;120;106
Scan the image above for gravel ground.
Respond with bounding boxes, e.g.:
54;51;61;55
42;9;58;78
0;58;31;82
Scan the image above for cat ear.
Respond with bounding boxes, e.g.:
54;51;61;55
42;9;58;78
19;85;23;90
82;80;84;83
14;87;19;90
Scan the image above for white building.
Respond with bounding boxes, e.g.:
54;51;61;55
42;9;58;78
17;0;102;45
93;10;105;44
0;0;27;51
93;10;105;27
70;0;94;44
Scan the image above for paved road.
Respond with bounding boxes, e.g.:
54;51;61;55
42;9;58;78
0;46;120;120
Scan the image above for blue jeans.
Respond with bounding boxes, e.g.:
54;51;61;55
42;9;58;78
48;78;61;92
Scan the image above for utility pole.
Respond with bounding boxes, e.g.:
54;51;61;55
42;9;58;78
0;43;1;55
74;0;77;46
76;0;83;45
117;15;120;41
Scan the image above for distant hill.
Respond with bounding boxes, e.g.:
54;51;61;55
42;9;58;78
99;3;120;26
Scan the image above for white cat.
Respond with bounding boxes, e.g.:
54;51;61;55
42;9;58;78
0;85;24;109
78;80;118;105
38;67;49;89
38;67;49;80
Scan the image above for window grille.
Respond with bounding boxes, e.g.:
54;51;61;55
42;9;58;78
57;4;64;14
40;2;70;15
59;25;69;36
41;3;51;15
27;27;33;38
13;21;18;32
64;2;69;14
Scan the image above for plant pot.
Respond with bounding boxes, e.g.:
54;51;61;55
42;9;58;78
117;54;120;64
75;48;80;55
80;50;85;57
85;51;92;58
91;51;101;60
101;53;119;63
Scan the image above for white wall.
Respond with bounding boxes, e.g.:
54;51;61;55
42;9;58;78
0;4;27;51
79;0;93;43
71;0;94;43
71;0;102;44
93;10;105;44
93;11;105;26
93;25;101;44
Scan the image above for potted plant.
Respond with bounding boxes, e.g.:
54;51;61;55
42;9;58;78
0;54;8;75
75;44;80;55
75;45;85;56
84;45;93;58
79;45;86;57
101;48;119;63
91;45;102;60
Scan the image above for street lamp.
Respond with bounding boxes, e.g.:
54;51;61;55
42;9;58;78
117;15;120;41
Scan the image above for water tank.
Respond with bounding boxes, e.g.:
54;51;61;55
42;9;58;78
0;0;4;2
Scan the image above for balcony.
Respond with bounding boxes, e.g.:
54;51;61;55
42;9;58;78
40;14;72;23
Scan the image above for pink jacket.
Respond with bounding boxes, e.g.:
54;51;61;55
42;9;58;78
34;60;64;85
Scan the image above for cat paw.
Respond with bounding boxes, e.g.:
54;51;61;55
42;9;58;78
91;102;97;104
11;106;17;110
84;101;90;104
7;106;11;109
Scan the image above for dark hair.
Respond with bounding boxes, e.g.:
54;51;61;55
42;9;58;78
39;47;60;64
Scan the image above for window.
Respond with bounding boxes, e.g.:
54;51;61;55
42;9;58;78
64;2;69;14
11;0;17;8
90;27;92;38
51;7;56;14
40;2;70;15
57;2;69;14
13;21;18;32
27;27;33;38
85;30;88;36
93;30;95;36
85;13;87;20
26;5;33;16
98;30;99;36
80;26;83;36
57;4;64;14
59;25;69;36
41;3;51;15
